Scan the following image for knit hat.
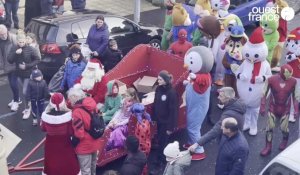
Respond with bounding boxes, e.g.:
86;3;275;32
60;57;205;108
49;93;66;111
31;69;43;79
159;70;172;85
163;141;180;160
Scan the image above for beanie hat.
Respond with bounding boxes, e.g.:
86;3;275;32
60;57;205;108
49;93;66;111
31;69;43;79
159;70;172;85
249;27;265;46
163;141;180;160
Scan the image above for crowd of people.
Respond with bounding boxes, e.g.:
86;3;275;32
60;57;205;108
0;0;300;175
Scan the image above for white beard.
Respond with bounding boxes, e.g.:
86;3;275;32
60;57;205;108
81;70;96;90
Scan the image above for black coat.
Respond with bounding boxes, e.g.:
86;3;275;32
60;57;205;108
101;47;123;73
26;79;49;101
120;151;147;175
8;45;40;78
198;99;246;146
215;132;249;175
25;0;41;27
153;85;178;131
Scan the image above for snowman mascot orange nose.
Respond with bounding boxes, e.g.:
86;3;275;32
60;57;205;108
183;46;214;160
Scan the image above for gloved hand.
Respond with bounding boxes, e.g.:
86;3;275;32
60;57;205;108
230;63;240;74
189;72;196;80
255;76;265;83
238;73;248;81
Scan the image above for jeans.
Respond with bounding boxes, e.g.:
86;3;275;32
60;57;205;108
7;72;19;102
17;78;29;108
5;0;19;28
77;152;97;175
31;99;45;119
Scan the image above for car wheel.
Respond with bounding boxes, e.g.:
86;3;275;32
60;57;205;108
149;39;161;50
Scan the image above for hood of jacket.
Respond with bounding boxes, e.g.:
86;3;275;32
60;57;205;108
170;150;192;167
74;97;97;111
223;98;246;115
106;81;118;95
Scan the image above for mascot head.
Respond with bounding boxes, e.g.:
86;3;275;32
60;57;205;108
194;0;212;17
223;25;247;61
280;64;293;80
131;103;151;124
210;0;230;17
285;27;300;62
81;58;105;91
220;14;243;37
197;15;221;48
260;12;279;35
184;46;214;74
242;27;268;63
172;4;191;26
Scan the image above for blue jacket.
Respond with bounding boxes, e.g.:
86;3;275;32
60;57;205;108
60;59;86;90
224;53;243;75
215;132;249;175
86;24;109;56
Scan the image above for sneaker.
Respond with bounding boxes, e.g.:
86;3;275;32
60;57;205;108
183;143;191;149
32;119;38;126
192;153;206;160
289;114;296;123
22;109;31;120
10;102;20;112
8;100;22;108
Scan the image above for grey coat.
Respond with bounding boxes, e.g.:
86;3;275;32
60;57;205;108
198;99;246;146
0;33;17;74
163;151;192;175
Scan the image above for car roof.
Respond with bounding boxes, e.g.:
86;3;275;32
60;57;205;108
31;9;118;26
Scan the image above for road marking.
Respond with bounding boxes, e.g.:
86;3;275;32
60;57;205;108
0;112;17;119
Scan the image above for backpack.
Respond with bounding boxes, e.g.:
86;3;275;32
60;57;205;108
80;107;105;139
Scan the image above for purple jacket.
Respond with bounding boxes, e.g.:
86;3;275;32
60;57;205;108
86;23;109;56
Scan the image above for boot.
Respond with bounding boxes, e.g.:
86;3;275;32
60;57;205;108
279;136;289;151
260;141;272;156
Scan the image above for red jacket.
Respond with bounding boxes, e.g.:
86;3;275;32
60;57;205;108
72;97;102;154
76;76;108;104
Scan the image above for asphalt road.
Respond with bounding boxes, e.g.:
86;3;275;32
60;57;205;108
1;9;300;175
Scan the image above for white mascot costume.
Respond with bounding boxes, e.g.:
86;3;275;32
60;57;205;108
233;27;272;135
183;46;214;160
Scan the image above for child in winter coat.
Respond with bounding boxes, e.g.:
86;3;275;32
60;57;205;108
101;80;122;124
60;46;86;91
102;39;123;73
26;69;49;126
163;141;192;175
106;88;140;150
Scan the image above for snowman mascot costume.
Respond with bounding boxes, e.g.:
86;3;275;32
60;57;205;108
233;27;272;135
183;46;214;160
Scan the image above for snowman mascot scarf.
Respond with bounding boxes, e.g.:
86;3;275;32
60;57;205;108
183;46;214;159
233;27;272;136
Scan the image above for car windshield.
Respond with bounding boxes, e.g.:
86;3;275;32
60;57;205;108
26;21;58;43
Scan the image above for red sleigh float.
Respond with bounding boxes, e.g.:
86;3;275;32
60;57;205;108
9;44;188;173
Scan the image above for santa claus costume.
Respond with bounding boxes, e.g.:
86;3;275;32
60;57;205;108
285;27;300;122
76;58;108;105
41;93;80;175
234;27;272;135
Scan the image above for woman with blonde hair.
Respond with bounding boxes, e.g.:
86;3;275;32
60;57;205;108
41;93;80;175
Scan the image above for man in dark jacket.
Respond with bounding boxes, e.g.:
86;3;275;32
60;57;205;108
24;0;41;27
120;136;147;175
189;87;246;151
215;117;249;175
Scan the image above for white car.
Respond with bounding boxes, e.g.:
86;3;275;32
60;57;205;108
259;138;300;175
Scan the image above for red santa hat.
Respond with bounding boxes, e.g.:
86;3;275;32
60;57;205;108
86;58;103;69
249;27;266;47
49;93;66;111
288;27;300;40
